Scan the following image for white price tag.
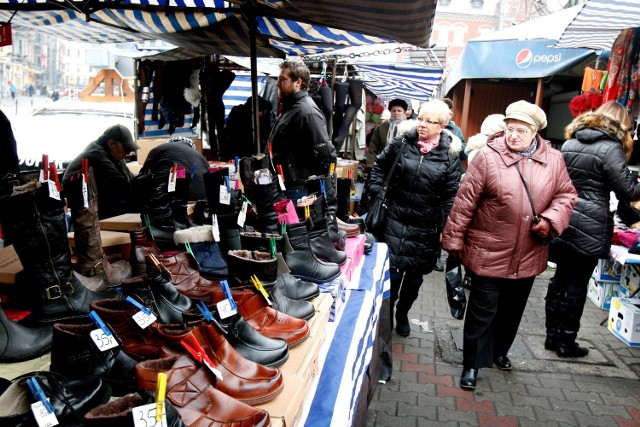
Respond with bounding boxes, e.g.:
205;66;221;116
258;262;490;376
132;402;167;427
212;214;220;242
31;401;59;427
47;180;61;200
38;170;45;183
229;179;237;190
237;201;247;227
81;178;89;209
219;185;230;205
167;173;176;193
89;328;119;352
132;310;156;329
203;359;224;381
277;175;286;191
216;298;237;320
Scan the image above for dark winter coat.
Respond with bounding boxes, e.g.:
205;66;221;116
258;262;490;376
442;133;577;279
368;126;462;273
553;112;640;258
63;139;135;219
139;140;210;201
269;90;337;189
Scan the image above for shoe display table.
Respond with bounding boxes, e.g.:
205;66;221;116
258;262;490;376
299;241;391;426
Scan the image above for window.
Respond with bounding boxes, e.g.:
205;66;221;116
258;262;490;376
470;0;484;7
435;23;450;46
452;24;467;46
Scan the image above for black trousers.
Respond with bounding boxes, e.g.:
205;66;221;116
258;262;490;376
389;268;424;317
463;275;535;369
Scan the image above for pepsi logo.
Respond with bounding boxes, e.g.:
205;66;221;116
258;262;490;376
516;49;533;69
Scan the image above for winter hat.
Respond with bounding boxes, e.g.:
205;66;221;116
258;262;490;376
504;101;547;130
388;98;408;111
168;136;196;150
101;124;139;152
480;114;506;136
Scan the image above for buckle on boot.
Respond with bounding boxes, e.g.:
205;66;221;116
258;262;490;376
43;282;74;300
90;261;105;276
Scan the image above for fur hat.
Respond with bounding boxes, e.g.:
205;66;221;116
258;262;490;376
388;98;408;111
505;101;547;130
480;114;506;136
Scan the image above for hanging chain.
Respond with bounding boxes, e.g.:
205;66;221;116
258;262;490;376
303;45;418;62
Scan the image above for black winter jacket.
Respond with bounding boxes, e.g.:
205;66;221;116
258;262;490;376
554;112;640;258
368;128;461;273
139;140;210;201
268;91;336;189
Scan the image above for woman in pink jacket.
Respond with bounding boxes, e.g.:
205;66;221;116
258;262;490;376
442;101;577;391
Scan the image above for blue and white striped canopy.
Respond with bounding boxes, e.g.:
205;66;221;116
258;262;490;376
0;0;437;57
353;63;443;102
555;0;640;50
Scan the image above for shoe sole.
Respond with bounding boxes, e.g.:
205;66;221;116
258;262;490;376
396;328;410;337
495;365;512;371
460;383;476;390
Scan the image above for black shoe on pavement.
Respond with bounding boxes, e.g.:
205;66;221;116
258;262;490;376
434;258;444;272
556;342;589;358
460;368;477;390
395;312;410;337
494;355;512;371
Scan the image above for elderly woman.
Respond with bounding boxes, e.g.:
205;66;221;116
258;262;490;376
442;100;577;390
368;99;462;337
547;101;640;359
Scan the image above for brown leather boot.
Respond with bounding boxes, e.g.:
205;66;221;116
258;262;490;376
66;168;131;288
135;355;270;425
212;286;310;348
147;251;217;301
128;226;161;276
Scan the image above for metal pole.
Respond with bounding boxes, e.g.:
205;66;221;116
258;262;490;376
249;10;261;155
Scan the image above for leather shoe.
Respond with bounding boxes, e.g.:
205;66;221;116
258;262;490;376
544;336;557;350
395;312;410;337
0;305;52;362
84;391;186;427
460;368;478;390
494;355;512;371
0;371;111;426
556;342;589;358
136;355;270;426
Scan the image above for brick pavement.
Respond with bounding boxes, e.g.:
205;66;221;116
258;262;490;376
367;269;640;427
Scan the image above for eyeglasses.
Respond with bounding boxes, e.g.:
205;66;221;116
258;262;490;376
505;127;532;137
417;118;441;125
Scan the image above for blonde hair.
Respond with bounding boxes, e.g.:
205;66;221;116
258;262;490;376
418;100;451;125
596;101;633;159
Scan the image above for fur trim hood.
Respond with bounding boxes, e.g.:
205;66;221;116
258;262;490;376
565;112;630;147
173;225;214;244
466;133;489;153
398;120;463;155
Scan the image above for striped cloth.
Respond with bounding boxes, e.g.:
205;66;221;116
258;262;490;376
555;0;640;50
301;242;390;427
354;63;444;102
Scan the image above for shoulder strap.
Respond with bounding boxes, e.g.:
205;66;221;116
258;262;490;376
514;162;538;220
383;141;406;188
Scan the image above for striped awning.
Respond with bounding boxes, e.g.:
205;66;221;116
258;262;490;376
555;0;640;50
0;1;437;57
353;63;443;102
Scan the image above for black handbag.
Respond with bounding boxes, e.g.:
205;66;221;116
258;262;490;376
365;142;405;234
444;256;467;320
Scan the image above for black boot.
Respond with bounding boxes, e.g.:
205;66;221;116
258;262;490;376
332;81;349;140
238;153;272;202
285;222;341;284
50;321;138;396
556;295;589;358
252;177;287;233
332;79;364;152
0;175;117;324
302;188;345;251
545;278;563;351
203;168;244;257
336;177;352;222
0;305;52;362
307;217;347;265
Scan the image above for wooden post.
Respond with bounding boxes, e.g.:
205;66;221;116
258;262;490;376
460;79;472;136
535;78;544;106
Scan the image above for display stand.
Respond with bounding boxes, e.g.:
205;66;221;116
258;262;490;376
299;241;391;427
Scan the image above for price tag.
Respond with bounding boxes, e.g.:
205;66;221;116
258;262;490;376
38;170;46;183
237;201;247;227
90;328;119;351
216;298;237;319
212;214;220;242
132;310;156;329
167;173;176;193
81;177;89;209
47;180;61;200
203;359;224;381
219;185;231;205
277;174;286;191
31;401;59;427
132;402;167;427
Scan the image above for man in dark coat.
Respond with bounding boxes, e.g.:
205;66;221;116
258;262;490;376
63;124;138;219
268;59;337;201
221;96;271;161
138;136;209;201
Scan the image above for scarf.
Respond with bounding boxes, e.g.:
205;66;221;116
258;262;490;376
417;135;441;154
512;139;538;157
386;118;404;143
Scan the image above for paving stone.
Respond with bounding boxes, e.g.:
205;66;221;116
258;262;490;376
561;389;604;405
472;390;514;406
494;401;536;419
368;399;398;415
436;406;479;424
416;394;456;410
372;413;418;427
510;393;550;410
524;383;566;399
398;401;437;420
574;412;619;427
585;401;636;418
378;387;417;404
532;406;578;424
403;381;436;395
519;420;560;427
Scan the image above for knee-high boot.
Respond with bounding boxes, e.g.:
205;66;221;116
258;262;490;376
332;79;364;153
252;177;287;233
544;277;564;350
332;81;349;140
0;175;117;324
66;168;131;289
556;294;589;358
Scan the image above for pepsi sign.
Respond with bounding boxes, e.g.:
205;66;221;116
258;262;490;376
515;48;562;69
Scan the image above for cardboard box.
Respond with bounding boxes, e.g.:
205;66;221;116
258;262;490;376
0;245;23;285
593;257;622;281
68;230;131;262
136;138;166;164
587;275;621;310
336;159;359;180
621;263;640;294
608;297;640;346
308;292;333;339
99;213;142;231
